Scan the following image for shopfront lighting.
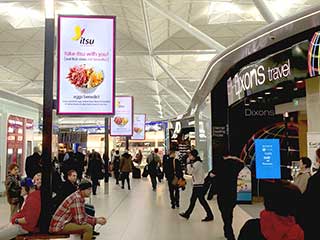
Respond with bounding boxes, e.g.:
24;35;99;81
250;99;256;103
276;86;284;90
45;0;54;19
294;87;298;91
265;92;271;95
244;103;250;106
296;80;304;83
257;96;263;99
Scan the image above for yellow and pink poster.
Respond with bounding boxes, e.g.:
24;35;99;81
110;96;133;136
57;15;115;115
132;114;146;140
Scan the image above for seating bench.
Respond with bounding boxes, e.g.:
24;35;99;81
16;233;70;240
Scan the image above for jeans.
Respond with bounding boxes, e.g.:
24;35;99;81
121;172;130;189
185;186;213;218
0;223;28;239
168;180;180;206
218;196;236;240
59;222;93;240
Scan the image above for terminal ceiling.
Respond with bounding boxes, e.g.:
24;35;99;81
0;0;318;126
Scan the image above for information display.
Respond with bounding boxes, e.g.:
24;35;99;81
110;96;133;136
132;114;146;140
57;15;115;115
255;139;281;179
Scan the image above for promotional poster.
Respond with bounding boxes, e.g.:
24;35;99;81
110;96;133;136
132;114;146;140
57;15;115;115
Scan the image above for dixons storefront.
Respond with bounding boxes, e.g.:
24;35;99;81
190;6;320;202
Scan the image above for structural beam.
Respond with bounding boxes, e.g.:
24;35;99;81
153;56;192;100
253;0;278;23
161;97;178;115
157;80;188;108
144;0;226;52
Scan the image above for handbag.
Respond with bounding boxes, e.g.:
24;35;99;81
142;165;149;177
177;178;187;188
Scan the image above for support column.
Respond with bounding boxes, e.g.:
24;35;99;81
306;77;320;163
40;17;54;233
125;137;129;150
104;117;109;193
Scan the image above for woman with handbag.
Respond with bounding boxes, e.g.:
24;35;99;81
163;150;184;209
5;164;22;218
179;149;214;222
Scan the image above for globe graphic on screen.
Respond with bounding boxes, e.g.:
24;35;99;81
240;122;299;165
308;31;320;77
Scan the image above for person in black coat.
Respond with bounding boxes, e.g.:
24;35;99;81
25;146;42;178
298;148;320;240
163;150;183;209
215;154;244;240
87;151;104;195
74;146;85;180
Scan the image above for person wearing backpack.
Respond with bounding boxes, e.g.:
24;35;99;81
146;148;161;191
112;150;121;185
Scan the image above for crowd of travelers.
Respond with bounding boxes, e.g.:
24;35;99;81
2;143;320;240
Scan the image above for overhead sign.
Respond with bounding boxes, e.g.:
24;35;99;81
132;114;146;140
227;41;309;106
57;15;116;115
255;139;281;179
110;96;133;136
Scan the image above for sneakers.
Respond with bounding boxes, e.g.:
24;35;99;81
179;213;189;220
201;216;214;222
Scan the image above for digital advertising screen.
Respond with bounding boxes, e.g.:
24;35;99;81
255;139;281;179
132;114;146;140
110;96;133;136
57;15;116;115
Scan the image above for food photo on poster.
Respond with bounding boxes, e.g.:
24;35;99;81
132;114;146;140
57;15;115;115
110;96;133;136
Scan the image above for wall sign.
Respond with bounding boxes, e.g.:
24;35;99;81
110;96;133;136
57;15;116;115
255;139;281;179
132;114;146;140
227;41;309;106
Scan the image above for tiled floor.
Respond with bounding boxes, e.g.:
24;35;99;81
0;177;254;240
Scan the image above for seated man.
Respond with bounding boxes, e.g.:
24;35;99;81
49;180;106;240
0;178;41;239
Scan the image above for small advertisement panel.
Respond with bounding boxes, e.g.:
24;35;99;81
255;139;281;179
110;96;133;136
132;114;146;140
57;15;115;115
237;166;252;203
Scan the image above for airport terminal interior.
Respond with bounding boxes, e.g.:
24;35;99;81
1;0;320;239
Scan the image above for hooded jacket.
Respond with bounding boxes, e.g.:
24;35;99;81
260;210;304;240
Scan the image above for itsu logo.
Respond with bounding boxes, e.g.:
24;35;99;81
72;26;94;45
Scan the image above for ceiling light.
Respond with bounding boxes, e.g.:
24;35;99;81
293;87;298;91
257;96;263;99
265;92;271;95
244;103;250;106
276;86;284;90
296;80;304;83
250;99;256;103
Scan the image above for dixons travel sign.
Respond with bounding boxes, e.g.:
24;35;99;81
227;41;309;106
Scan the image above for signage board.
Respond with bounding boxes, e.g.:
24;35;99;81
255;139;281;179
57;15;116;115
132;114;146;140
110;96;133;136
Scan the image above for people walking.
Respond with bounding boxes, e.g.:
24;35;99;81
146;148;161;191
75;146;85;180
179;149;214;222
216;154;244;240
163;150;183;209
87;151;104;195
120;151;132;190
112;150;121;185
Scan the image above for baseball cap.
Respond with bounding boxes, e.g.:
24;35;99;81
79;180;92;190
21;178;34;188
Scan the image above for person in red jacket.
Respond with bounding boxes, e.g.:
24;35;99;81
0;177;41;239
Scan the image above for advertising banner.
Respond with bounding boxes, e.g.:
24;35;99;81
57;15;115;115
110;96;133;136
132;114;146;140
237;166;252;203
255;139;281;179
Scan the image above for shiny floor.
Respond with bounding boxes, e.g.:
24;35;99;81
0;176;255;240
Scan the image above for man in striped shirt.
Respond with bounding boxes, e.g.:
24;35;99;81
49;180;106;240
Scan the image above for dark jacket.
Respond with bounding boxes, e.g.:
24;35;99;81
238;218;265;240
299;169;320;239
54;180;77;209
75;151;85;176
25;152;42;178
216;156;244;203
5;173;21;205
163;156;183;180
87;153;104;180
120;153;132;173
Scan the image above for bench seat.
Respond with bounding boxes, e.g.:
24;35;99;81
16;233;70;240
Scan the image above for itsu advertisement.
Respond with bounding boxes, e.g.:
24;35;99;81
57;15;116;115
110;96;133;136
132;114;146;140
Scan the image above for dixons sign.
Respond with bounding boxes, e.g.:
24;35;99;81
227;41;309;106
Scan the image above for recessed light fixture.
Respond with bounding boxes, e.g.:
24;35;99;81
293;87;298;91
296;80;304;84
276;86;284;90
244;103;250;106
250;99;256;103
257;96;263;99
265;92;271;95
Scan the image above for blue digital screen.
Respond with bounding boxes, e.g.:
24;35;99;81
255;139;281;179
